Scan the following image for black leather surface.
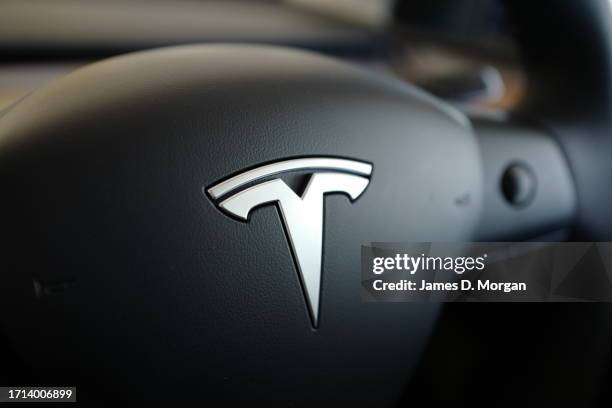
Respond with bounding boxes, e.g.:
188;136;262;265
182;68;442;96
506;0;612;240
0;45;482;405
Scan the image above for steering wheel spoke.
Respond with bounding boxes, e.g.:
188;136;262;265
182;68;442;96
472;114;576;240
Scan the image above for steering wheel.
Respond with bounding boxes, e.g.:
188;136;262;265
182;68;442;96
0;0;608;405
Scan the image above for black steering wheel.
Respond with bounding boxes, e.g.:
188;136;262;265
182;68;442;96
0;0;610;405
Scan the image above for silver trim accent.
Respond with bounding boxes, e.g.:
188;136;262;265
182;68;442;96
207;157;372;199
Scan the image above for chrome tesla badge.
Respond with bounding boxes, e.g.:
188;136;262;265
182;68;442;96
206;157;372;327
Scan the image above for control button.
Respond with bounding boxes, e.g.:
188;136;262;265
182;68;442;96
501;163;536;207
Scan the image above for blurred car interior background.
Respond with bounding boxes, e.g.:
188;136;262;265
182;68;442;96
0;0;524;113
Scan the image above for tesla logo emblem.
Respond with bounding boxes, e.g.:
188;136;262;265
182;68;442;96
206;157;372;327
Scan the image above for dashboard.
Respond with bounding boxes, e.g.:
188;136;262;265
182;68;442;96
0;0;523;111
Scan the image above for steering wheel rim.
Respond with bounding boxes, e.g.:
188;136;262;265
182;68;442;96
504;0;612;240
